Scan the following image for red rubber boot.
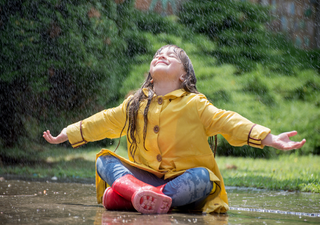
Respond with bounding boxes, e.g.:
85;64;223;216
102;187;134;211
111;174;172;214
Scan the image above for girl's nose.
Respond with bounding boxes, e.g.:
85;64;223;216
158;54;166;60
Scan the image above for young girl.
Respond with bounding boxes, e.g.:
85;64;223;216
43;45;305;214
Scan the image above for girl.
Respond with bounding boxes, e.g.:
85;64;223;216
43;45;306;214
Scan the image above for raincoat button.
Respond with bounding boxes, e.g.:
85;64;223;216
156;154;162;162
158;97;163;105
153;125;159;133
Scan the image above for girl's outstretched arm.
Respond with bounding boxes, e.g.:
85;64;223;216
261;131;306;151
43;128;68;144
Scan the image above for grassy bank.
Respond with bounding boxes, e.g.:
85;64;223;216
1;145;319;193
218;154;320;193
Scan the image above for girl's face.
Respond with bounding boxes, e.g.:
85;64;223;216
149;47;186;83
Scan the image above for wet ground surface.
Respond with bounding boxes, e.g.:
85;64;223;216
0;178;320;224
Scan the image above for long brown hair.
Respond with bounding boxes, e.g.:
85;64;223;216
116;45;199;160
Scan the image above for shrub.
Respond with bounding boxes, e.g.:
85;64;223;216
178;0;315;75
0;0;141;161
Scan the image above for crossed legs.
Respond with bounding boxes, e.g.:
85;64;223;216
96;155;213;213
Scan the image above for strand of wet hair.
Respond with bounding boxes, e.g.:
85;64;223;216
114;98;131;153
142;88;154;151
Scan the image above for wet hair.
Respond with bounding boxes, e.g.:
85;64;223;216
116;45;199;160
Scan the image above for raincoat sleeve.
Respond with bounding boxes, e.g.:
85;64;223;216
197;94;271;148
66;96;131;148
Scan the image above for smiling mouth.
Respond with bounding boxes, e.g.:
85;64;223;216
156;61;168;65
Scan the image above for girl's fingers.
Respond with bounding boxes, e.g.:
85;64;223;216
43;131;48;140
43;130;56;143
286;131;298;137
284;139;306;150
297;139;306;148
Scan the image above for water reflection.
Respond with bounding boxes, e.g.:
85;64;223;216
226;186;320;214
96;209;229;225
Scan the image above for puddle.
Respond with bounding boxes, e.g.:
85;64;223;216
0;179;319;224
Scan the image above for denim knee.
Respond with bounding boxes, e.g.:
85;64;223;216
163;167;213;207
186;167;211;180
185;167;212;194
96;156;104;178
96;155;117;177
96;155;131;185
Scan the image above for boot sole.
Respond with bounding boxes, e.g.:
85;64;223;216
132;190;172;214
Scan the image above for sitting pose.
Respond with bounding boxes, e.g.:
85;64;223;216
43;45;305;214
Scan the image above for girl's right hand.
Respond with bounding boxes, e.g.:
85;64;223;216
43;128;68;144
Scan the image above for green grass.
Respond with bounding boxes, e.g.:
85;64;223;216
0;144;127;180
217;155;320;193
1;145;319;193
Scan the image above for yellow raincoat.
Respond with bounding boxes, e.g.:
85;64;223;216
66;89;270;213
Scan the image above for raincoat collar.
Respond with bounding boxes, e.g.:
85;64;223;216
142;88;187;100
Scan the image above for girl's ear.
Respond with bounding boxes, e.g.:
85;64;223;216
179;74;186;82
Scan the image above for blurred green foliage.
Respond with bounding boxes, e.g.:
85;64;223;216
179;0;271;72
178;0;320;75
0;0;319;164
0;0;140;160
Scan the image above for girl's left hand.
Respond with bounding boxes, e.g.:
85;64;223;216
262;131;306;151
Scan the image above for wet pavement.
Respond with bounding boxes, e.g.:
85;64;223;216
0;178;320;224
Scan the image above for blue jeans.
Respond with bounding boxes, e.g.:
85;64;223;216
96;155;213;209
